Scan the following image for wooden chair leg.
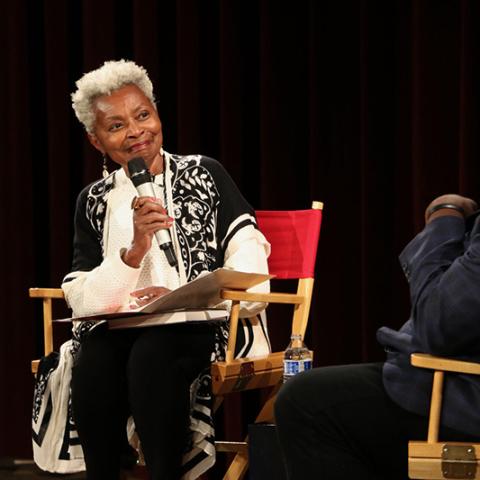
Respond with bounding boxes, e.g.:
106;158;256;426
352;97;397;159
253;384;280;424
222;452;249;480
222;385;281;480
427;370;444;443
213;395;224;413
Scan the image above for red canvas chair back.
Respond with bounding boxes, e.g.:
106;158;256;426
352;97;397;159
256;207;322;279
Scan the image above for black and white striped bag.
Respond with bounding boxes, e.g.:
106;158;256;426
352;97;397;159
32;340;85;473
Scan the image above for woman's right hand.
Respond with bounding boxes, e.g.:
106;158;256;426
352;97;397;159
121;196;174;268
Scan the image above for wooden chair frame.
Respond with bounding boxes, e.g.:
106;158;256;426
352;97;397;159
30;287;64;374
30;201;323;480
408;353;480;479
211;201;322;479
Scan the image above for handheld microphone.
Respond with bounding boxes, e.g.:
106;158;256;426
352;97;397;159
127;157;178;268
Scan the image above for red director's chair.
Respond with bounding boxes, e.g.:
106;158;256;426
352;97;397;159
212;200;323;479
30;201;324;480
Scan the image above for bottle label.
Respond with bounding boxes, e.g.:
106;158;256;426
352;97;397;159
283;359;312;377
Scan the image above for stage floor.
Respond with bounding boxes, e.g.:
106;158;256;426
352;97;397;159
0;459;147;479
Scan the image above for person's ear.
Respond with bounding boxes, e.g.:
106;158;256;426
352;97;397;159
87;133;104;154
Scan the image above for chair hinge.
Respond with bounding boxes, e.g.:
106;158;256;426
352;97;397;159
232;361;255;391
441;444;477;479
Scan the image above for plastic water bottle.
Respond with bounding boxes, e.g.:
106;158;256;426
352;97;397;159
283;334;313;383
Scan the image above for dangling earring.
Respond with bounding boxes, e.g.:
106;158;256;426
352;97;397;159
160;146;164;157
102;153;109;179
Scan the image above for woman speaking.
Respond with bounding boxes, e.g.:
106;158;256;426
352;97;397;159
63;59;270;479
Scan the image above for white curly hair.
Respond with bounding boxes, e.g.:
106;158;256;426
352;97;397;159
71;59;155;133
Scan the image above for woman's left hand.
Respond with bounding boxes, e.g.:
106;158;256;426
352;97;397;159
129;286;171;309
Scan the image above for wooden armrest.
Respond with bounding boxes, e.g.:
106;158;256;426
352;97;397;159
220;289;304;304
29;288;64;299
411;353;480;375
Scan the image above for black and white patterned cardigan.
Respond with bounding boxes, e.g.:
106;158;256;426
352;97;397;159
59;152;271;478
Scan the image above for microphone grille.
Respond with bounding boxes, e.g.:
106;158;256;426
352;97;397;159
127;157;151;187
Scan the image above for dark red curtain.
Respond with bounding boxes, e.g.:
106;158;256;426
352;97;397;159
2;0;480;462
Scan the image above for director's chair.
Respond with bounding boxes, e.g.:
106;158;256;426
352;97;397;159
408;353;480;479
212;200;323;479
30;201;324;480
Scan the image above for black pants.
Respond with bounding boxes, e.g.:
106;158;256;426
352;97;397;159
274;363;479;480
70;323;215;480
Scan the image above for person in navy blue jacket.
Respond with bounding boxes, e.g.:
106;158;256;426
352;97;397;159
275;194;480;480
